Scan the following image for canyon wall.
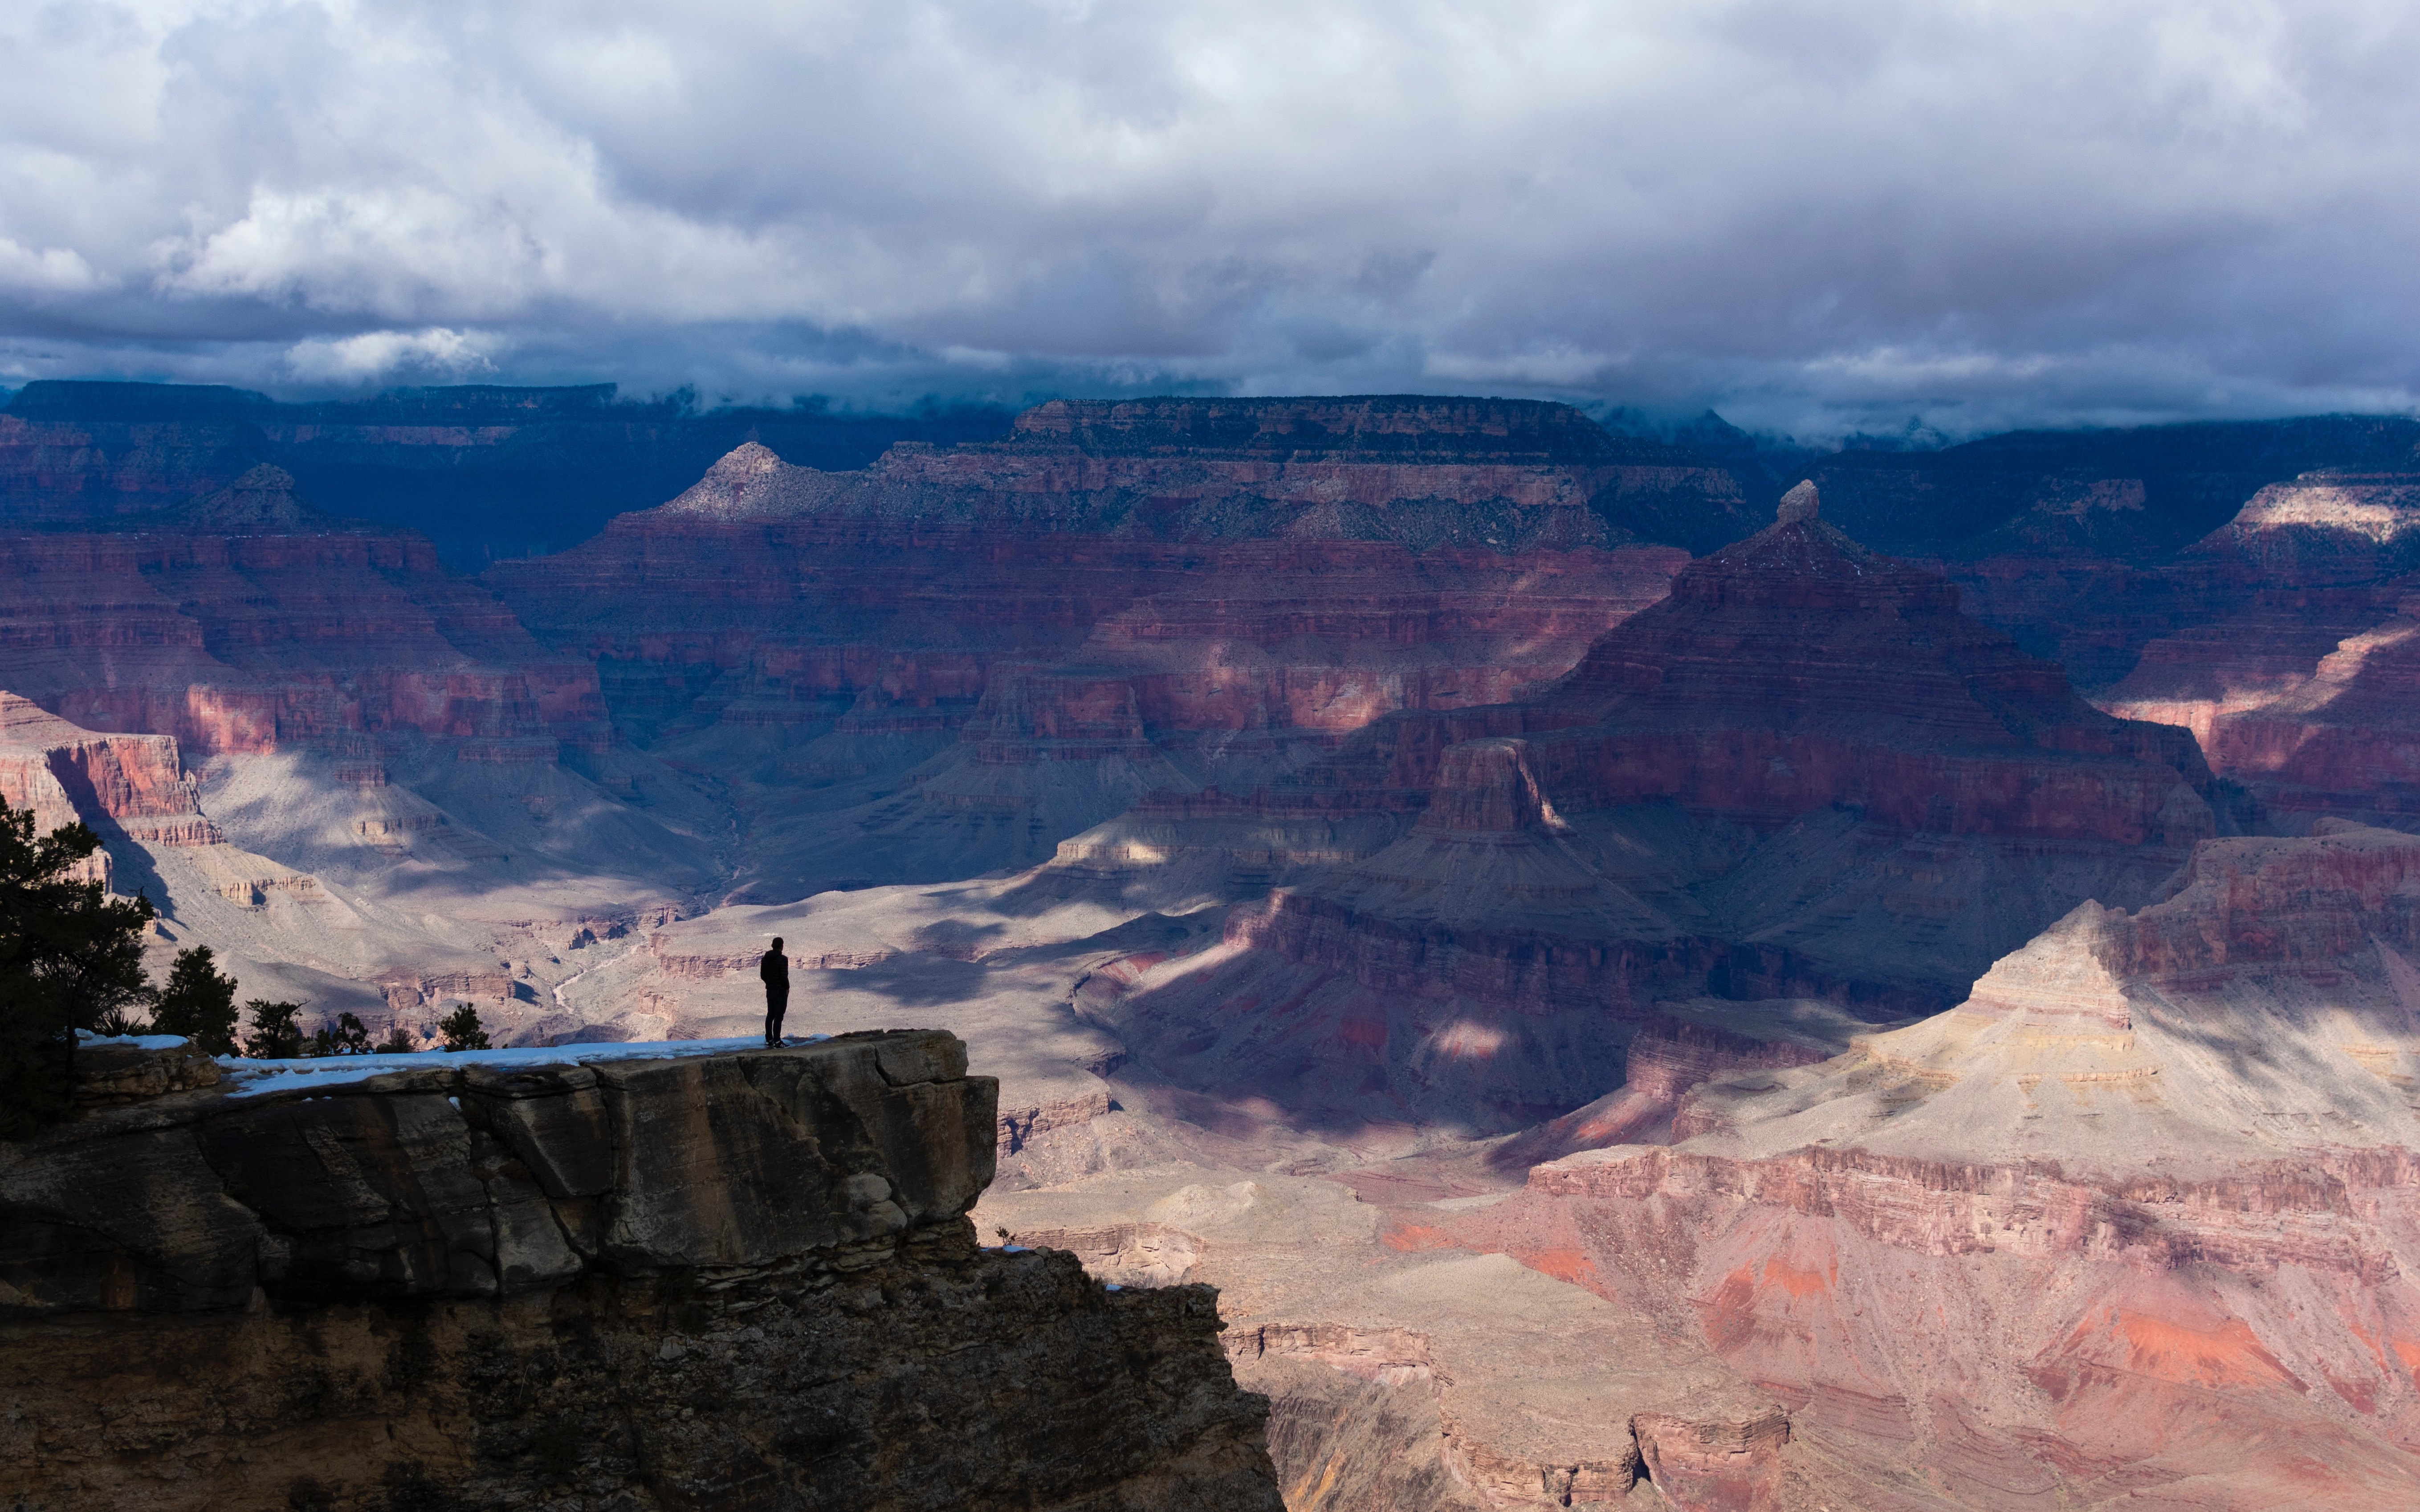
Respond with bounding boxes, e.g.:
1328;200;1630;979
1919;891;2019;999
487;413;1699;901
1413;825;2420;1506
0;1031;1285;1511
0;467;607;758
1071;490;2225;1137
2097;471;2420;822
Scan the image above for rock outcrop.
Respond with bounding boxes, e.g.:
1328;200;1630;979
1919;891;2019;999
2098;471;2420;822
0;1032;1286;1511
1072;492;2224;1135
1418;826;2420;1506
1082;737;1705;1131
0;692;219;886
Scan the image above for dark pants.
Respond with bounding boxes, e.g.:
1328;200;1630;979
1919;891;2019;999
765;988;789;1045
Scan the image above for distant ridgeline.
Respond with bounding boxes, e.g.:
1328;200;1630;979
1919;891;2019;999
6;378;2420;569
0;381;1019;567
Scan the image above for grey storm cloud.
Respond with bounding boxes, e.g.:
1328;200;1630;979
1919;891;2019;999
1;0;2417;435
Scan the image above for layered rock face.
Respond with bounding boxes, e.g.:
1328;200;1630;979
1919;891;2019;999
0;691;219;862
1755;416;2420;696
0;467;607;757
1083;738;1705;1131
646;397;1753;551
0;1032;1285;1510
1074;490;2223;1136
2099;472;2420;822
1422;825;2420;1506
1503;515;2215;850
490;422;1691;900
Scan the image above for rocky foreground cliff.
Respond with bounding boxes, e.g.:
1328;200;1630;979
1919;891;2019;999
0;1031;1285;1511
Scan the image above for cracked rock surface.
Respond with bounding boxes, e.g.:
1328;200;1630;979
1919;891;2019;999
0;1032;1285;1511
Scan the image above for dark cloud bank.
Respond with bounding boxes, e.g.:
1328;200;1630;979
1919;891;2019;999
3;1;2416;439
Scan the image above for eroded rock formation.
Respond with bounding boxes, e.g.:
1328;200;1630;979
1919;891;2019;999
0;467;608;758
0;1032;1285;1511
489;412;1696;900
1073;491;2225;1134
2099;471;2420;823
1421;825;2420;1505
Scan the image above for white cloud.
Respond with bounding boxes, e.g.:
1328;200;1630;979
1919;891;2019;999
283;326;504;382
0;238;105;293
0;0;2414;432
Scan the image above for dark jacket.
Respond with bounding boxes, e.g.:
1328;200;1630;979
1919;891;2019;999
760;949;790;991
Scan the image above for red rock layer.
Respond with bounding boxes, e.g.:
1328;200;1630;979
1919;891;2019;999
0;476;607;756
488;491;1687;754
2097;472;2420;820
1076;503;2226;1137
1413;825;2420;1506
1321;513;2220;844
0;693;222;886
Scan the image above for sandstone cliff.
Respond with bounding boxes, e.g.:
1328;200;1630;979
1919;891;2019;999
0;1031;1285;1510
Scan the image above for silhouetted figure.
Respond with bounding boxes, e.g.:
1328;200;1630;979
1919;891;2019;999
761;937;790;1045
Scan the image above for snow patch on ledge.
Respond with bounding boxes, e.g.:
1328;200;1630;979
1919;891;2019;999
75;1031;193;1051
204;1034;834;1097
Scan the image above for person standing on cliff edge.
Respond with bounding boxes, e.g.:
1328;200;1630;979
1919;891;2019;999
761;938;790;1046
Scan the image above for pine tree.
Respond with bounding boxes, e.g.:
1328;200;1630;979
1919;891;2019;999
0;799;155;1138
439;1003;491;1052
243;998;307;1059
150;946;242;1055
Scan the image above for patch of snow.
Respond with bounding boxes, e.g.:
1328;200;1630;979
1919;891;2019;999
75;1030;190;1051
211;1033;835;1097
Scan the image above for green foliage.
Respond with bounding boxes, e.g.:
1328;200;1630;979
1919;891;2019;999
244;998;308;1059
375;1023;417;1054
312;1010;374;1057
0;798;155;1138
439;1003;491;1052
150;944;242;1055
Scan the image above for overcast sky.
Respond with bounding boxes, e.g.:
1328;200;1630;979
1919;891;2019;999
2;1;2415;436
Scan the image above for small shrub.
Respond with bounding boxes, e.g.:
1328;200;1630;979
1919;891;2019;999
244;999;308;1059
374;1023;416;1054
439;1003;491;1052
150;945;242;1054
312;1011;373;1057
